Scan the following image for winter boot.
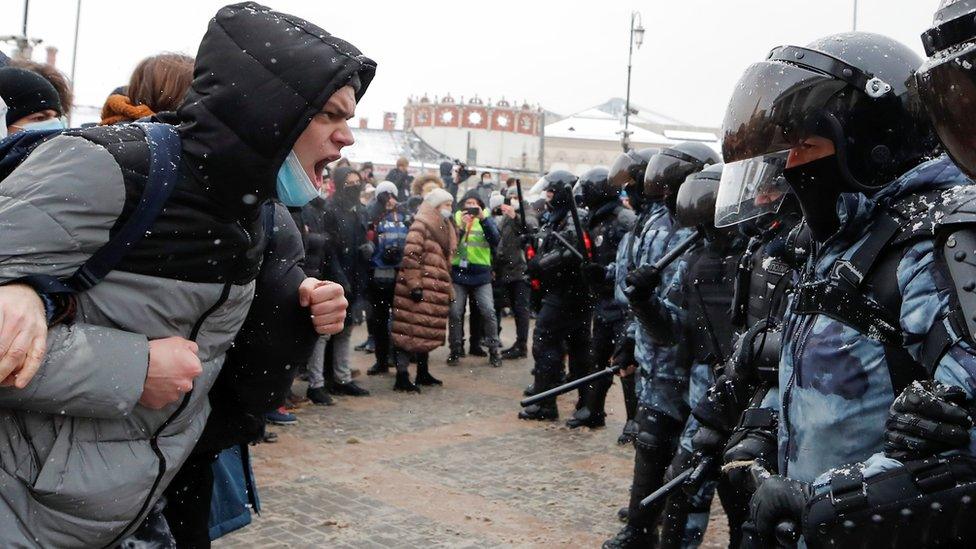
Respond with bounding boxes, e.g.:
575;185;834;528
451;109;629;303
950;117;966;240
393;371;420;393
414;360;442;386
501;343;527;360
601;525;655;549
469;345;487;357
518;401;558;421
306;386;335;406
523;383;537;397
366;362;390;376
565;406;606;429
446;349;461;366
489;348;502;368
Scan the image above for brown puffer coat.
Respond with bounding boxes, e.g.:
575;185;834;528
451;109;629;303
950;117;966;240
392;203;459;352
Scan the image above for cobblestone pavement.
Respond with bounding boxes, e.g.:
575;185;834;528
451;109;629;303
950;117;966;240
217;320;729;548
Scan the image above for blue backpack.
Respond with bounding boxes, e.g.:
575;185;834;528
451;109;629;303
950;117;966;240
0;123;182;296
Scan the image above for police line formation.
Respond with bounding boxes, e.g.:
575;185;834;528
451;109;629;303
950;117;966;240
1;0;976;547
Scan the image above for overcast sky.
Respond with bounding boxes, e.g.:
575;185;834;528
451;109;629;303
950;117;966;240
0;0;940;128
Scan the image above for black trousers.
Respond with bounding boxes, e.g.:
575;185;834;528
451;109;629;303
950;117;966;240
162;452;218;548
495;279;531;347
531;298;593;405
582;310;637;418
367;281;395;367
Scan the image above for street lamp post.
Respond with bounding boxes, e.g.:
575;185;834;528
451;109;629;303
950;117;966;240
622;11;645;152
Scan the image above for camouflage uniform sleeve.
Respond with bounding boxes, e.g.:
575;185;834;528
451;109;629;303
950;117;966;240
897;239;976;454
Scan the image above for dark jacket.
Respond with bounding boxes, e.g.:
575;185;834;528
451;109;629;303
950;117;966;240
197;202;317;454
299;197;330;278
493;213;537;283
322;191;369;305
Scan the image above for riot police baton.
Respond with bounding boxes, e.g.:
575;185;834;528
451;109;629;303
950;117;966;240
519;364;622;407
566;186;589;265
515;178;528;232
550;230;587;261
624;228;705;297
638;454;714;508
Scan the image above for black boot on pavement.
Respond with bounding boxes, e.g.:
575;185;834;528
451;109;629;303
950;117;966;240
489;349;502;368
469;346;487;357
565;406;606;429
367;362;389;376
518;402;558;421
393;371;421;393
500;344;527;360
446;349;461;366
602;525;654;549
414;362;443;386
306;386;334;406
523;383;537;397
332;381;370;396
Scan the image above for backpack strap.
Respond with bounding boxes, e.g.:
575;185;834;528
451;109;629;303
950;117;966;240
14;123;182;298
0;128;64;181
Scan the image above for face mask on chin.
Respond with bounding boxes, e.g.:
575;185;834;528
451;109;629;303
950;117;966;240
276;149;319;207
782;155;845;242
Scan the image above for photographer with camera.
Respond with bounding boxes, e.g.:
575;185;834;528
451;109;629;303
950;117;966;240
448;190;502;367
365;181;411;377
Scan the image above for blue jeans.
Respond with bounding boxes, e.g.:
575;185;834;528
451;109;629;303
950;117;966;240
449;283;499;352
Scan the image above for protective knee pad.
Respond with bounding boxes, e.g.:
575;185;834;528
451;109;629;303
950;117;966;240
633;406;681;453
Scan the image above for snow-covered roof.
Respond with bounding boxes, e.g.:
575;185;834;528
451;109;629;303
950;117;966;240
662;129;720;142
343;128;450;168
545;114;678;145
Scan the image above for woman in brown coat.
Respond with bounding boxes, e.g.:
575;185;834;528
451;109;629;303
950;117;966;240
391;188;457;391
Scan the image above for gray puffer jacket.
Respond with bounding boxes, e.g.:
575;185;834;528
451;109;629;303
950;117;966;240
0;3;375;547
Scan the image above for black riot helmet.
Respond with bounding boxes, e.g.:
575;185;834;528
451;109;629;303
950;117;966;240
542;169;579;210
917;0;976;178
675;163;724;229
609;147;659;210
644;142;720;211
576;166;617;209
716;32;938;239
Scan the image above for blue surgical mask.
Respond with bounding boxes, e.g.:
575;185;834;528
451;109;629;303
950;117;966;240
276;149;319;207
14;117;65;132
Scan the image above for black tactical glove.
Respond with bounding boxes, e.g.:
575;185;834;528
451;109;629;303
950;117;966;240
611;336;637;375
410;288;423;302
884;379;972;461
691;424;727;455
582;262;609;286
724;422;778;494
625;265;662;302
749;475;810;547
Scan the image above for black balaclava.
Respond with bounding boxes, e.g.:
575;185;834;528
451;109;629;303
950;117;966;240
332;166;362;206
782;154;846;242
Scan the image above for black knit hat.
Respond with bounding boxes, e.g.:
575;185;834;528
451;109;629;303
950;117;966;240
461;189;485;209
0;67;63;125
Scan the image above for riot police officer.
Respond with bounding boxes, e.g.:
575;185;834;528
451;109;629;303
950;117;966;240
518;170;594;421
603;142;718;549
567;167;638;430
718;30;976;547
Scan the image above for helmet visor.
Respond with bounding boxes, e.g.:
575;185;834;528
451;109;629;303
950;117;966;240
610;153;640;188
721;59;846;163
917;41;976;178
675;178;720;228
644;153;693;199
714;151;789;228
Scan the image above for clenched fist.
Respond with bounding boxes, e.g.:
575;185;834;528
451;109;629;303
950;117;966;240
139;337;203;409
299;278;347;335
